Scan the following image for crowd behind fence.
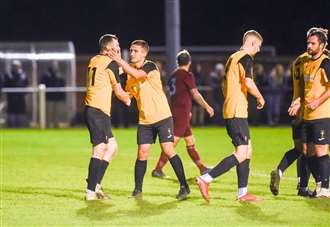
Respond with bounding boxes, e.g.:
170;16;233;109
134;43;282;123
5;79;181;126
0;52;297;128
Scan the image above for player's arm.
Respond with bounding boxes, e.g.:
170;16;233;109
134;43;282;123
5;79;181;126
245;78;265;109
113;83;131;106
307;58;330;110
190;88;214;117
288;63;302;116
108;50;147;79
107;62;131;106
239;55;265;109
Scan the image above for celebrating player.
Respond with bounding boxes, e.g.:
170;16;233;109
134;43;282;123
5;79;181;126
109;40;190;200
84;34;130;200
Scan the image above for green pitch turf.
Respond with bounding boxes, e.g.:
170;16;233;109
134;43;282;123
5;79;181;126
1;128;329;226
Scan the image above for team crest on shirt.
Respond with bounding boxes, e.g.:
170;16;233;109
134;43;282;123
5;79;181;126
318;130;325;141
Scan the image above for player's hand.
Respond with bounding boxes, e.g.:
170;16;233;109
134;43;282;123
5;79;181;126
307;99;320;110
123;92;131;106
206;106;214;117
119;67;124;75
256;96;265;109
288;99;301;116
108;49;121;62
125;98;131;106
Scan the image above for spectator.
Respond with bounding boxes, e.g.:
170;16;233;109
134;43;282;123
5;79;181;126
4;60;29;127
209;62;225;124
254;64;273;125
281;66;293;123
270;64;285;125
40;60;66;128
191;63;206;125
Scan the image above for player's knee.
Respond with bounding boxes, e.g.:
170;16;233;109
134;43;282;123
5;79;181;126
92;143;105;159
138;147;149;160
234;146;249;163
104;143;117;160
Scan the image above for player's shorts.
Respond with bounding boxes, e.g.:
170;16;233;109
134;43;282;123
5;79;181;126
84;105;114;146
137;117;174;145
225;118;250;146
172;108;192;137
291;121;303;140
301;118;330;145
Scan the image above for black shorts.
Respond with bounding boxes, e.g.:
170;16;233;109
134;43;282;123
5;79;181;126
225;118;250;146
84;106;114;146
291;121;303;140
301;118;330;145
137;117;174;145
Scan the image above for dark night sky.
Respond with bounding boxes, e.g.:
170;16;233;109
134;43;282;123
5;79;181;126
1;0;329;55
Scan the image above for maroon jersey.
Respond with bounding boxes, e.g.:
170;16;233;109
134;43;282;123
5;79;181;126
168;69;197;111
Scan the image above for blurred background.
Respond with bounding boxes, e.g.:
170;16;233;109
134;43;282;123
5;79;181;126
0;0;329;128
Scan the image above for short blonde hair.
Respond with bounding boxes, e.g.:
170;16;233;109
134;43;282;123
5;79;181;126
243;30;263;44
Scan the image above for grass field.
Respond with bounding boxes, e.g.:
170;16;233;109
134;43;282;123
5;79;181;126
1;127;329;226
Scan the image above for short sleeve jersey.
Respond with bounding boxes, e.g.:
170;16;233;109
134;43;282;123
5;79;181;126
125;60;172;124
302;53;330;120
223;50;254;119
167;69;197;111
84;54;120;116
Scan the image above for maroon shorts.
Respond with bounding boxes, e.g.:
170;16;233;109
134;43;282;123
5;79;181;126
172;108;192;137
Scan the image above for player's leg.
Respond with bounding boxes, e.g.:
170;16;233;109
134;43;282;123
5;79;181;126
270;121;303;195
270;137;302;196
312;119;330;197
184;130;209;174
151;136;180;178
95;137;118;199
131;124;154;197
196;118;244;202
161;141;190;200
234;119;256;200
306;145;321;196
152;111;186;177
84;106;109;200
132;143;152;197
236;140;253;200
86;143;106;200
158;117;190;200
96;118;116;185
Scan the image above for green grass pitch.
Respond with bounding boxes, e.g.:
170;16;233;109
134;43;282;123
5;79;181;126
1;127;329;226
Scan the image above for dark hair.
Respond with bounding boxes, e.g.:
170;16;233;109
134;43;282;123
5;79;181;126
99;34;118;51
131;40;149;52
307;27;328;46
176;49;191;66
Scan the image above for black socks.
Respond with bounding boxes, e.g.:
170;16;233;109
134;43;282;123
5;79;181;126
169;154;188;188
134;159;147;191
96;160;109;185
277;148;301;173
87;157;102;191
209;154;239;178
237;159;250;188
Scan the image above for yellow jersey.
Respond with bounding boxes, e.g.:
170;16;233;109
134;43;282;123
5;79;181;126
84;54;120;116
223;50;254;119
126;60;172;124
302;53;330;120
